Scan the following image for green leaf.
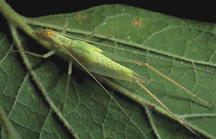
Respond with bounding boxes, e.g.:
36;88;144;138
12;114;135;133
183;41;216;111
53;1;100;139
1;4;216;139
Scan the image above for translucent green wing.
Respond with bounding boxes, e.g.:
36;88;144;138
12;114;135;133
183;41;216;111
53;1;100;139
72;40;102;53
83;63;146;83
101;51;144;65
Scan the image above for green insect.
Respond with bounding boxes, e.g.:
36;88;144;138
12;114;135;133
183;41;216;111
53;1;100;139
32;29;213;135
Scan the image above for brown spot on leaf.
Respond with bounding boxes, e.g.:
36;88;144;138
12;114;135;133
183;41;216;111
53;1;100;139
134;18;142;27
76;14;86;20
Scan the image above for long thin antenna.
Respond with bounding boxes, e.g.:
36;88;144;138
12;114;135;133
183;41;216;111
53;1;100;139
136;81;198;135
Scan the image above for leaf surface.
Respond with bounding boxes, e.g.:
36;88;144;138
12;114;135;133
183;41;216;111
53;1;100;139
1;4;216;139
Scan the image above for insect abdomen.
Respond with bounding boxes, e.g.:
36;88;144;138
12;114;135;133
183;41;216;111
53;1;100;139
95;52;133;75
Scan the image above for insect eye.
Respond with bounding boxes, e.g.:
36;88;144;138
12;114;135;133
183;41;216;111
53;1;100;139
44;31;48;35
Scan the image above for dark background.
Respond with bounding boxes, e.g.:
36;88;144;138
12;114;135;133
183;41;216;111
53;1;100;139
4;0;216;23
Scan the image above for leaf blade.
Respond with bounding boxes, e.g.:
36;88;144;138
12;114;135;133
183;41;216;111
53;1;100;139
1;4;216;138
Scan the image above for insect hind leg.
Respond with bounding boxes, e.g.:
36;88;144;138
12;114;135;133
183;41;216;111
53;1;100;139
143;63;214;109
136;81;199;135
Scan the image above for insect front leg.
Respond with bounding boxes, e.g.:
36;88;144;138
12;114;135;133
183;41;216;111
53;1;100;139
39;50;56;58
11;49;56;59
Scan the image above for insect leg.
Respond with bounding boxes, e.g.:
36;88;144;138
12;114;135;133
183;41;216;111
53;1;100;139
143;63;214;109
62;60;72;110
136;81;198;135
62;20;69;34
11;49;56;58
